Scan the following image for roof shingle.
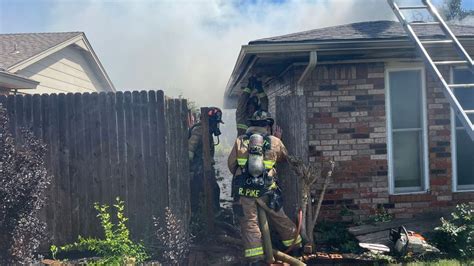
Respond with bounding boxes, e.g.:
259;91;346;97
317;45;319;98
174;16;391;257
249;20;474;44
0;32;82;70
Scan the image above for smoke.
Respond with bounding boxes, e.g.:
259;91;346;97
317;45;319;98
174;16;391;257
458;15;474;25
45;0;397;106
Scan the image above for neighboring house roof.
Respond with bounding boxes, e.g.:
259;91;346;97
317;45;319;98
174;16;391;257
0;32;115;91
0;32;82;70
250;20;474;44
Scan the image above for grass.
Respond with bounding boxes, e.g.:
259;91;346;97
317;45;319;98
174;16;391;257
394;259;474;266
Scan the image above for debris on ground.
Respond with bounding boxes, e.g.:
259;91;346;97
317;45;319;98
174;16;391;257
348;213;444;246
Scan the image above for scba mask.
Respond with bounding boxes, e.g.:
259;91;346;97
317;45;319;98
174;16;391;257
210;122;221;137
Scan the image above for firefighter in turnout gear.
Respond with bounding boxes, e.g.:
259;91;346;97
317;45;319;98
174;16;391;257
189;107;223;213
228;111;302;263
236;77;269;136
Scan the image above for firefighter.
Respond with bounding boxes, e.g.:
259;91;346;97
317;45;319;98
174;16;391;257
236;77;269;136
228;111;302;263
189;107;223;213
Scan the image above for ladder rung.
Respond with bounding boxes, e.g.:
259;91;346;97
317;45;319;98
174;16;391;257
465;110;474;114
421;40;453;45
411;22;440;26
449;84;474;88
399;5;427;10
434;60;468;66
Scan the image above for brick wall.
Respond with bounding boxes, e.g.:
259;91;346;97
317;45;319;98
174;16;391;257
265;62;474;222
301;63;388;221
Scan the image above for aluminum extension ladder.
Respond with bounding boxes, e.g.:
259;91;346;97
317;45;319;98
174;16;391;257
387;0;474;141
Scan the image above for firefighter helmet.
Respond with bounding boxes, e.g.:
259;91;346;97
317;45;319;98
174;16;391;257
207;107;224;124
248;110;274;127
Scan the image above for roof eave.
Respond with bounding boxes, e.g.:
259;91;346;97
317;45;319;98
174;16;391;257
224;37;474;99
0;71;39;89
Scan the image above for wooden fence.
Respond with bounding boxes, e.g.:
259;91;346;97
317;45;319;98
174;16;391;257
276;95;308;220
0;90;190;248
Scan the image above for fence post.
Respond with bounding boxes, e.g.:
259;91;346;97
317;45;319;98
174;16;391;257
200;107;215;232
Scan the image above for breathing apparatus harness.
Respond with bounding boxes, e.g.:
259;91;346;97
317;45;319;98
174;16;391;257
233;132;283;211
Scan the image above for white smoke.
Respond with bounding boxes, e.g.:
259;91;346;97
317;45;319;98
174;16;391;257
458;15;474;25
45;0;399;106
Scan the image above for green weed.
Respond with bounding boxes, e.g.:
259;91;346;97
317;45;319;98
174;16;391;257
51;197;148;264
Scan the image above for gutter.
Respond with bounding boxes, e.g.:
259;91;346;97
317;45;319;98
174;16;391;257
0;70;39;89
296;51;317;95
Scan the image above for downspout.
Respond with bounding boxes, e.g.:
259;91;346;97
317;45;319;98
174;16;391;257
296;51;318;95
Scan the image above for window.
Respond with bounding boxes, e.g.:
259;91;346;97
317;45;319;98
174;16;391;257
452;68;474;191
386;68;428;194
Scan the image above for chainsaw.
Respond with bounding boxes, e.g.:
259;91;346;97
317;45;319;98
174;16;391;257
389;226;439;255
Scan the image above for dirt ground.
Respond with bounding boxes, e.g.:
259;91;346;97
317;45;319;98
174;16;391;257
215;152;233;209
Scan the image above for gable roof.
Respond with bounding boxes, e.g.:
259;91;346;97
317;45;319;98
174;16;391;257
250;20;474;44
0;32;115;91
0;32;82;70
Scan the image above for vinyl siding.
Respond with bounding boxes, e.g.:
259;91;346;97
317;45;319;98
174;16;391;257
17;45;105;94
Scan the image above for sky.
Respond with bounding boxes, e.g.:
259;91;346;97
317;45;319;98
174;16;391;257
0;0;473;106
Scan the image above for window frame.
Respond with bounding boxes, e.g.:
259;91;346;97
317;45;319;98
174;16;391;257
385;65;430;195
450;66;474;192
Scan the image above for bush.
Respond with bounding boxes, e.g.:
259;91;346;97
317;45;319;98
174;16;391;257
0;105;51;264
368;205;393;224
53;197;148;264
315;221;362;254
154;207;192;265
431;204;474;258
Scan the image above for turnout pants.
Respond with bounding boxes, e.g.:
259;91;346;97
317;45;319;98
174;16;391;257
237;196;302;261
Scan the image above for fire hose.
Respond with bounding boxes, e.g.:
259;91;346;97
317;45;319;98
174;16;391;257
284;208;303;254
256;199;306;265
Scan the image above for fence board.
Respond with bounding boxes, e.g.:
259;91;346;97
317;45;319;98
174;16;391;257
57;93;71;244
73;93;87;237
140;91;152;238
49;94;62;243
24;95;33;130
90;93;102;237
66;93;79;243
0;96;6;110
7;96;15;138
156;91;168;217
83;93;94;236
105;93;117;205
32;95;42;139
115;92;127;204
132;91;145;238
98;93;109;206
275;95;308;220
14;95;23;140
2;90;189;249
124;91;135;235
40;94;54;242
178;100;190;226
